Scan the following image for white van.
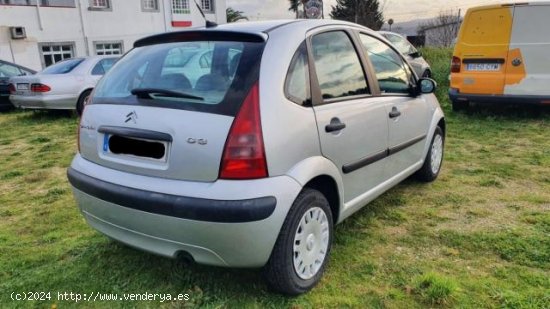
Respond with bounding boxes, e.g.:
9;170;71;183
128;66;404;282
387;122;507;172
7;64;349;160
450;2;550;110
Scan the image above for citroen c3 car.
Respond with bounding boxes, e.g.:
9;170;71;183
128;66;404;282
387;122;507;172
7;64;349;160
68;20;446;295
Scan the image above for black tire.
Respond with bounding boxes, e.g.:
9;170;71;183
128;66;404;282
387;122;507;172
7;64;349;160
263;188;333;295
76;89;92;117
451;100;469;112
415;126;444;182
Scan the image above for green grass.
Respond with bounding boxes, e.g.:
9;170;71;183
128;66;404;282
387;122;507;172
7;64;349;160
1;48;549;308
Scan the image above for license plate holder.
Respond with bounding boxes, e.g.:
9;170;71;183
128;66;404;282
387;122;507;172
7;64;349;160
466;63;500;71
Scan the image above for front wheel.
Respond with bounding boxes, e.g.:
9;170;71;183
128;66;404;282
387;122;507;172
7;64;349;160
415;126;444;182
263;188;333;295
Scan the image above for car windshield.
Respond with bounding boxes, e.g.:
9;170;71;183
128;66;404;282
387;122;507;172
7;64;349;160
385;34;417;55
41;58;85;74
94;40;257;110
0;62;27;77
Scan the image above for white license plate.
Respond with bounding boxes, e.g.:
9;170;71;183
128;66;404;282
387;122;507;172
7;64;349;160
16;84;29;90
466;63;500;71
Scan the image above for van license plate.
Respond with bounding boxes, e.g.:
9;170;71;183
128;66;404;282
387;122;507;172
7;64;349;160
466;63;500;71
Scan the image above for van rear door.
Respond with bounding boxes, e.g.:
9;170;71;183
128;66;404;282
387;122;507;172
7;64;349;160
453;6;514;95
504;4;550;96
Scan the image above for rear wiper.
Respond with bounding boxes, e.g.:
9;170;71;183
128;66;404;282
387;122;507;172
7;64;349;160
131;88;204;101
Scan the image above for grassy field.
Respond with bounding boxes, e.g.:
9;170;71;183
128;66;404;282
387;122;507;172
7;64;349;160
1;48;549;308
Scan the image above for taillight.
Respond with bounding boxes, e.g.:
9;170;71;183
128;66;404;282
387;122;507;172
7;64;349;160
220;82;268;180
451;56;461;73
8;83;15;94
31;83;51;92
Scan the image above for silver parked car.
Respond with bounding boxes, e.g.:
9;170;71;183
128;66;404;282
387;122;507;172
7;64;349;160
68;20;445;295
379;31;432;78
9;56;118;115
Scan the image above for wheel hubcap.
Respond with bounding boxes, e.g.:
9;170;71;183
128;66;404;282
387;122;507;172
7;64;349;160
293;207;329;280
430;134;443;174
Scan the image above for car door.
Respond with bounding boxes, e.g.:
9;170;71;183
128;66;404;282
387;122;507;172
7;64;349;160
309;29;390;203
359;33;432;179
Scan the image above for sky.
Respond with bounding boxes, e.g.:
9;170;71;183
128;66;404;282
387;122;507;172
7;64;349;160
225;0;512;23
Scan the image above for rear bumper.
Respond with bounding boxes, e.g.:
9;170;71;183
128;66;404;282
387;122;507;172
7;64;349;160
68;155;302;267
10;94;77;110
449;88;550;105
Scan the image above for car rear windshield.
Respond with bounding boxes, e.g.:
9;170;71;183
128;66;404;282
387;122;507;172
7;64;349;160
92;39;266;116
41;58;84;74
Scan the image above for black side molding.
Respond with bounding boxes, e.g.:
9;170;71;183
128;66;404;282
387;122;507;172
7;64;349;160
98;126;173;142
67;168;276;223
342;135;427;174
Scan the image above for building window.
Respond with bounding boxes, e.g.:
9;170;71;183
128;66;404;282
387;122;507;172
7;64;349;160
142;0;157;11
89;0;110;10
0;0;76;7
172;0;189;14
95;42;123;55
201;0;213;12
39;42;75;67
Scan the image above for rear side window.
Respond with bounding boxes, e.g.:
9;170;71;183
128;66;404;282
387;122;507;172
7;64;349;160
93;40;265;116
384;34;416;55
360;34;410;94
0;62;23;77
41;58;84;74
311;31;369;100
285;42;310;105
91;58;117;76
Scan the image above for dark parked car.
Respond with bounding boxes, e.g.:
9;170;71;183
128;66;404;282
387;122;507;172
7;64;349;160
0;60;35;111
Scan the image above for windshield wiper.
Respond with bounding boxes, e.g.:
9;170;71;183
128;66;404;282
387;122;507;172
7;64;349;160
131;88;204;101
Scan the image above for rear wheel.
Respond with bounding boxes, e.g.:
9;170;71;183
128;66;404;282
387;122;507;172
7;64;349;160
263;188;333;295
76;89;92;117
415;126;444;182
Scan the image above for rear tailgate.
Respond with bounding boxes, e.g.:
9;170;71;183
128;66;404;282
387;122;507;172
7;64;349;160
79;104;234;182
451;6;514;95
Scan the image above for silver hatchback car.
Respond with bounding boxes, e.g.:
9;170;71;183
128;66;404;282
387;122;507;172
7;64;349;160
68;20;445;295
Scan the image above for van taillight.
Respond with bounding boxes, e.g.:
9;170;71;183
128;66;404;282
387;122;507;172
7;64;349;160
220;82;268;180
8;83;15;94
451;56;461;73
31;83;51;92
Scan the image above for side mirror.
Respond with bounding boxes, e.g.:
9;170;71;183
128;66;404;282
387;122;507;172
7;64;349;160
418;78;437;94
409;51;422;58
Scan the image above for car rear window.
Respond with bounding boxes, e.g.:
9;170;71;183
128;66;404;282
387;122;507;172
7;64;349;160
92;38;265;116
41;58;84;74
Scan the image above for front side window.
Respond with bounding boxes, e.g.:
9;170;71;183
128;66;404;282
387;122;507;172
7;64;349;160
285;42;310;105
172;0;189;14
91;58;117;76
360;34;411;94
95;42;123;55
311;31;369;101
39;43;74;67
41;58;84;74
0;62;23;77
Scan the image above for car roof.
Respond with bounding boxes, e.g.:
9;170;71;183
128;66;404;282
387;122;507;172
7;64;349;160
135;20;380;48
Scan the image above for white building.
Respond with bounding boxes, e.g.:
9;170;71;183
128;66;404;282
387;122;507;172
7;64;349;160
0;0;227;71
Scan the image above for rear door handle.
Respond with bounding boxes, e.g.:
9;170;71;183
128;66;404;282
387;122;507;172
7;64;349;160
389;107;401;119
325;118;346;133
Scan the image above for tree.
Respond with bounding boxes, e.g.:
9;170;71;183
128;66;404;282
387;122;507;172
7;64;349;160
330;0;384;30
289;0;307;19
417;10;461;47
226;7;248;23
